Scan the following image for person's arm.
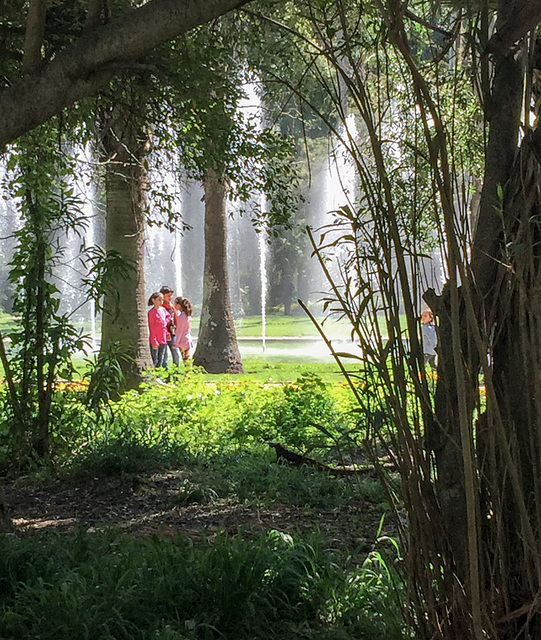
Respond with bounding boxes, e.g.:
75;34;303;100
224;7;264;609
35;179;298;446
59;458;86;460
148;310;159;348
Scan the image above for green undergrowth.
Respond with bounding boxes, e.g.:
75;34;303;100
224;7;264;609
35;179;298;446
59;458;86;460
73;444;388;513
0;370;411;639
69;370;359;464
0;369;364;476
0;527;408;640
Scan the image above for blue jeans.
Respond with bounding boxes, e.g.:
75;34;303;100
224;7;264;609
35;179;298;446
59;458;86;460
164;339;180;366
150;344;167;368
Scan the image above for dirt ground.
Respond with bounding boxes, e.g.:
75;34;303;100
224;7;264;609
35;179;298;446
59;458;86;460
4;469;386;556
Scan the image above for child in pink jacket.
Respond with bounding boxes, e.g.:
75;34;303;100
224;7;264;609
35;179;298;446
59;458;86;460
148;292;169;367
174;296;194;363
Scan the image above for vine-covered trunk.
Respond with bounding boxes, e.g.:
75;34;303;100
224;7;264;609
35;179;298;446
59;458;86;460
35;238;50;457
193;169;243;373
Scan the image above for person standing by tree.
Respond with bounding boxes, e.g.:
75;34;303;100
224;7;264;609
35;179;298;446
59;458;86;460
148;292;168;368
420;309;437;370
160;286;180;366
174;296;194;363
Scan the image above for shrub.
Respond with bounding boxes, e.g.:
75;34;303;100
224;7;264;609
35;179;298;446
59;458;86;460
68;372;356;465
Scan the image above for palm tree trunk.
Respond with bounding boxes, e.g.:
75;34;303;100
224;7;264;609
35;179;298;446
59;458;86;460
100;110;152;388
194;169;243;373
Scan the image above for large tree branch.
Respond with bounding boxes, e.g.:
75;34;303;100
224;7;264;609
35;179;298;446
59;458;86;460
487;0;541;54
0;0;252;148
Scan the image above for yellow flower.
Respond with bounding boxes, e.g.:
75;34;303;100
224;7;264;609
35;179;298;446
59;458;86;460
55;379;89;392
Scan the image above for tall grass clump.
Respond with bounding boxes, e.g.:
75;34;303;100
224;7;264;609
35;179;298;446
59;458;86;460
0;528;410;640
170;451;381;510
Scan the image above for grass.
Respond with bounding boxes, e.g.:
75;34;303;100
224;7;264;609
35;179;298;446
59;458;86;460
233;313;352;338
201;358;346;383
66;355;348;384
0;525;407;640
0;310;375;340
0;305;415;639
0;311;15;333
232;312;404;339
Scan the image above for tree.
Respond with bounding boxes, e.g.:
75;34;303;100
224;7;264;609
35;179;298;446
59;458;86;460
0;0;264;529
249;1;541;638
152;21;298;373
99;102;154;387
0;0;255;148
0;126;89;463
0;1;302;381
196;170;243;372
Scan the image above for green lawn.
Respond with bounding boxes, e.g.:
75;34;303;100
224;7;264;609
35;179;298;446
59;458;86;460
0;312;15;333
232;313;351;338
0;310;388;384
231;312;405;339
1;310;395;340
200;357;347;383
0;311;350;339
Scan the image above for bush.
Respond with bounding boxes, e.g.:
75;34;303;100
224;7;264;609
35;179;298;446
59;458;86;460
66;371;356;466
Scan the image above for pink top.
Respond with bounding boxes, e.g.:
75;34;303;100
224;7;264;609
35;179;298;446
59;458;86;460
148;306;169;348
174;312;193;351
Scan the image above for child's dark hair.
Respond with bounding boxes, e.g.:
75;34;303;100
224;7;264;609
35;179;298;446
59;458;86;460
148;292;162;306
175;296;193;316
160;285;173;295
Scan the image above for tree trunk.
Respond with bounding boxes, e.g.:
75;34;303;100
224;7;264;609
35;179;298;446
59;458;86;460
425;285;478;581
193;169;243;373
480;128;541;638
100;110;153;388
430;11;541;636
0;485;13;533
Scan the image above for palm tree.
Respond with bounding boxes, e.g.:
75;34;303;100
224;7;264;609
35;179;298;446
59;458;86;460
99;106;153;387
194;170;243;372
